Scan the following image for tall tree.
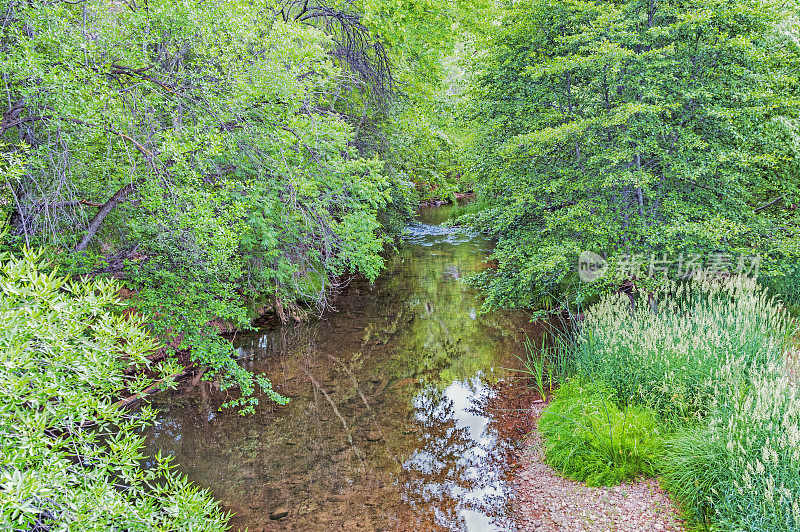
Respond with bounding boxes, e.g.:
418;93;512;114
463;0;800;309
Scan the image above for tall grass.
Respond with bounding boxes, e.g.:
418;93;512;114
714;371;800;531
516;334;573;400
573;277;789;422
551;275;800;528
660;369;800;530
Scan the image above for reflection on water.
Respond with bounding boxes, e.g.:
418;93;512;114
405;378;511;531
143;206;536;531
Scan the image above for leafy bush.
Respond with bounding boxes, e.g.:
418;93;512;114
2;0;411;409
539;380;664;486
762;264;800;314
460;0;800;311
0;248;228;531
574;277;789;422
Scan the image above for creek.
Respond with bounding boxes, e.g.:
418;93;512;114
143;205;538;531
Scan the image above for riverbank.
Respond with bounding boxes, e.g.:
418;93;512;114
515;278;800;531
512;401;685;531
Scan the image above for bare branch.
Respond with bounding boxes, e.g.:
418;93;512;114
75;180;141;252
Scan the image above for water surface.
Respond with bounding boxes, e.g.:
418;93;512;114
144;206;536;531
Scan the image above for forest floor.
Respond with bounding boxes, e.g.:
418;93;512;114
512;401;686;532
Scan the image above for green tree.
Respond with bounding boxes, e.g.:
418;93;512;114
0;0;492;410
462;0;800;309
0;0;404;408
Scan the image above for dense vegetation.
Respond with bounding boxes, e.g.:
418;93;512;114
461;2;800;527
3;0;800;528
533;277;800;529
0;0;484;409
0;0;488;527
460;0;800;310
0;247;227;530
539;380;664;486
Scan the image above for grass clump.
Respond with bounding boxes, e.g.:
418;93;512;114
517;334;573;401
542;275;800;528
539;380;664;486
662;370;800;531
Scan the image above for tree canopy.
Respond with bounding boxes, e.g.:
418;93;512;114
460;0;800;309
0;0;478;408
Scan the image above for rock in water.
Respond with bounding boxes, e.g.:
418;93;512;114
269;507;289;520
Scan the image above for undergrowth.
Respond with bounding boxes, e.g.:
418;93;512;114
536;276;800;528
573;277;789;423
662;370;800;531
0;248;228;530
539;380;664;486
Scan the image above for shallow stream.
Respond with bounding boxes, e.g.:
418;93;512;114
144;206;538;531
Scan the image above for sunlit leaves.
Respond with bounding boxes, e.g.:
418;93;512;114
0;249;228;530
462;0;800;310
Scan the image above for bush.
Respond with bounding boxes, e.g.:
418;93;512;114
0;248;228;531
574;277;789;422
539;380;664;486
762;264;800;314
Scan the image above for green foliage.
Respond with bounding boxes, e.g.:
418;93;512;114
539;380;664;486
386;101;461;203
659;425;729;525
357;0;496;202
461;0;800;310
711;372;800;531
448;195;491;220
0;247;228;530
562;275;800;527
760;263;800;313
0;0;486;412
516;334;573;400
2;0;438;407
662;371;800;530
574;276;789;422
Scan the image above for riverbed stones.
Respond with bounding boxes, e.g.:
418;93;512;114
269;506;289;520
365;430;383;442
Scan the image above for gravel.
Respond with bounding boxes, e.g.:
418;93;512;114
513;402;686;532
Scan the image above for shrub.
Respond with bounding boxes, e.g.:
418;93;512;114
0;248;228;531
539;380;664;486
574;277;789;422
761;264;800;314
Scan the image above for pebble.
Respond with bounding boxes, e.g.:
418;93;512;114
365;431;383;441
